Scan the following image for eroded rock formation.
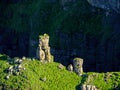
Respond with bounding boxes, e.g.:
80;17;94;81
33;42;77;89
73;58;83;76
36;34;53;62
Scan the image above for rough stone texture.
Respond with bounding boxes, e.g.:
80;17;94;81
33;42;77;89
36;34;53;62
36;46;45;61
81;85;99;90
6;57;25;79
67;64;73;71
58;64;64;69
73;58;83;76
87;0;120;13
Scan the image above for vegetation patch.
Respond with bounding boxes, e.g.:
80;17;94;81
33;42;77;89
0;54;120;90
0;54;81;90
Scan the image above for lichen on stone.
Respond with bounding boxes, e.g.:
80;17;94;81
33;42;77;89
73;57;83;76
36;34;53;62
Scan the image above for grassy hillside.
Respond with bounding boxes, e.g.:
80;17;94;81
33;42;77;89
0;54;120;90
83;72;120;90
0;54;81;90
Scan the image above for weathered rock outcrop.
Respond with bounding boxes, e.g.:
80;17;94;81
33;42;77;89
36;34;53;62
73;58;83;76
87;0;120;13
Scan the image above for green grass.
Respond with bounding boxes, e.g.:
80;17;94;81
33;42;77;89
0;54;81;90
0;54;120;90
84;72;120;90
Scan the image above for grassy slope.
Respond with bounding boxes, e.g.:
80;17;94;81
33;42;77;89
0;54;120;90
84;72;120;90
0;54;81;90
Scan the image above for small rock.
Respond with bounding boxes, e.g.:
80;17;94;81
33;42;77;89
86;85;91;90
9;69;13;75
40;77;46;82
67;64;73;71
81;84;99;90
58;64;64;69
16;72;20;76
22;56;26;60
18;65;22;69
14;59;19;64
32;58;35;61
18;59;22;64
23;68;26;70
9;66;13;70
6;75;10;80
8;66;13;74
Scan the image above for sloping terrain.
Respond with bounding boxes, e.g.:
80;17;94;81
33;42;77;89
0;54;81;90
0;54;120;90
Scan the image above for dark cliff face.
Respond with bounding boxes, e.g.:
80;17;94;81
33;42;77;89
51;0;120;72
52;25;120;72
0;28;29;57
0;0;120;72
51;1;120;72
83;0;120;72
0;0;22;3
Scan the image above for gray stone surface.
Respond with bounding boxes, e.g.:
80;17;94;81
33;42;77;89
73;58;83;76
67;64;73;71
36;34;53;62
